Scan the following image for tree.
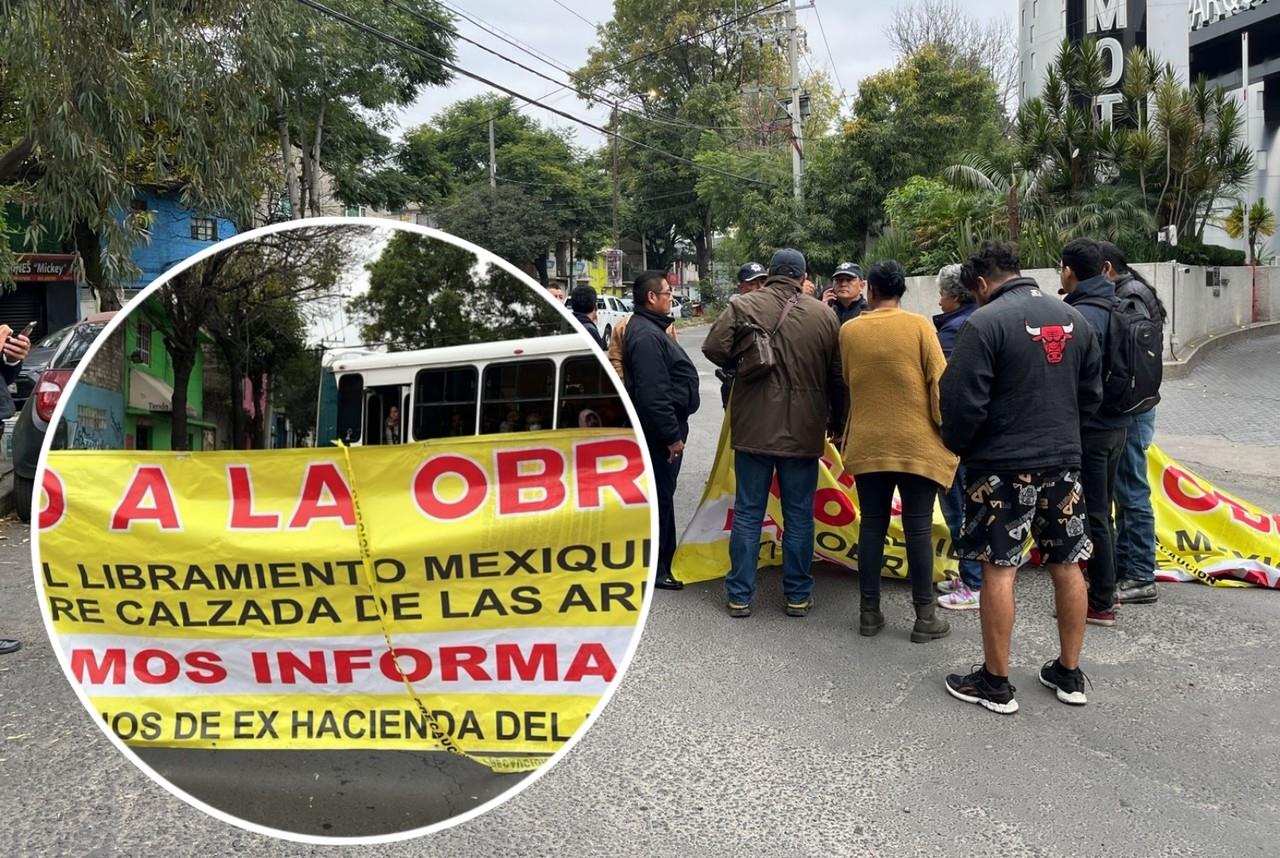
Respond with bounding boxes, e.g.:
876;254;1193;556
399;95;609;283
0;1;287;307
269;0;456;217
881;177;974;273
349;232;564;350
884;0;1019;116
575;0;788;280
1224;199;1278;263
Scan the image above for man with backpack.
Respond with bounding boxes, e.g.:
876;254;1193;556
1060;238;1145;627
1099;242;1166;605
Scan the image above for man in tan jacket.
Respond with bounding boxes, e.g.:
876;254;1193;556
703;248;843;618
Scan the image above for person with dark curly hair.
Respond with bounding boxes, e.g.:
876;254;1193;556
839;259;957;643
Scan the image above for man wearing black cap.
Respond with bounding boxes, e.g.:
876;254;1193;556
715;262;770;407
735;262;768;297
704;248;842;618
824;262;869;326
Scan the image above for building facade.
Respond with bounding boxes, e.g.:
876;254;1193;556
1019;0;1277;257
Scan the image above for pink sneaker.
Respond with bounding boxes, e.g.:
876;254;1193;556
937;582;980;611
937;577;962;594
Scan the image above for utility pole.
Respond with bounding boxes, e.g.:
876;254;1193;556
488;116;496;192
1242;32;1252;266
611;106;620;249
787;0;803;202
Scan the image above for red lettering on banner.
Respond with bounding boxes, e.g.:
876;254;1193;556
1163;466;1275;534
134;649;181;684
439;646;492;681
70;648;125;685
496;448;567;515
381;647;433;683
110;466;181;531
575;439;647;508
184;651;228;684
39;468;65;530
814;486;857;527
278;650;328;684
1163;466;1216;512
69;648;226;685
287;463;355;528
495;643;558;681
332;649;372;683
227;465;281;529
564;642;616;682
412;455;488;520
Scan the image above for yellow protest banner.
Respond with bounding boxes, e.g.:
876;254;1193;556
675;419;1280;590
36;429;651;772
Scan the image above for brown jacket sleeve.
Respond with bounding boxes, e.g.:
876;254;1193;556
702;302;739;367
608;316;627;379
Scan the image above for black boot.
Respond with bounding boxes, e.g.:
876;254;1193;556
911;602;951;642
859;594;885;637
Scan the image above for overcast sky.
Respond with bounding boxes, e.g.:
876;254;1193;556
391;0;1017;149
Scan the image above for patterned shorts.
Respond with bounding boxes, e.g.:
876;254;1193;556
958;469;1093;567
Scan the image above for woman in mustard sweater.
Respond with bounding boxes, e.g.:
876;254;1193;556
840;260;959;642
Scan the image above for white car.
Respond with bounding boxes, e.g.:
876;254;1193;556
670;296;684;319
595;295;630;345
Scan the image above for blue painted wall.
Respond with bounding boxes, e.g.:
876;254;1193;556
63;383;126;450
124;189;239;292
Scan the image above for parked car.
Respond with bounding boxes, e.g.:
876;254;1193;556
11;312;117;522
620;297;634;312
10;322;78;413
670;296;684;319
595;295;630;345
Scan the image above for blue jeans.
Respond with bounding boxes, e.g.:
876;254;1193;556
939;466;983;590
1115;410;1157;584
726;451;818;605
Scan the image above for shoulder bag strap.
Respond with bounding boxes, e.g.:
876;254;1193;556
771;294;800;336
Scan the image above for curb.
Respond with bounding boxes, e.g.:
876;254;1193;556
1163;320;1280;380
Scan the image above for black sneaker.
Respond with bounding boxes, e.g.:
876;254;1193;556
1116;579;1158;604
785;596;813;617
1038;658;1091;705
945;665;1018;715
727;602;751;618
655;574;684;590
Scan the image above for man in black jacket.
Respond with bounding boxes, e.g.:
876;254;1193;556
823;261;868;325
622;271;701;590
0;322;31;656
569;285;606;351
940;241;1102;715
1060;238;1131;627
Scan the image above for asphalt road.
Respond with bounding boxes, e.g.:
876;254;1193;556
3;325;1280;855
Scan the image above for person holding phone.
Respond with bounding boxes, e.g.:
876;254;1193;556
0;322;33;656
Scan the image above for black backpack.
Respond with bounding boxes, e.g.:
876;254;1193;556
1077;294;1163;415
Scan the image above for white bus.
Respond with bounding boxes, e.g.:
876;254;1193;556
316;335;628;446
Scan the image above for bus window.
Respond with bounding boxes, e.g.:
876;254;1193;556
336;373;364;443
482;359;554;433
413;366;477;440
558;355;630;428
364;385;407;444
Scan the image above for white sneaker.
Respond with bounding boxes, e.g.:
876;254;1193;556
937;582;980;611
937;577;962;594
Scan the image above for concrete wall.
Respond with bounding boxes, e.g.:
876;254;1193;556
899;263;1276;360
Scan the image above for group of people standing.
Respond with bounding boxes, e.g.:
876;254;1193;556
622;237;1165;716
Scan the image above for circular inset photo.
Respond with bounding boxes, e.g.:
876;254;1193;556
29;219;655;842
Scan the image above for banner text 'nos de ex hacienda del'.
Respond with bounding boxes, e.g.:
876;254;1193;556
37;430;651;774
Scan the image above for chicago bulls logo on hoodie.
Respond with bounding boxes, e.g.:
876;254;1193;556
1025;321;1073;364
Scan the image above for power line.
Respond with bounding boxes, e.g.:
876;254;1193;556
551;0;597;28
812;2;845;93
294;0;778;188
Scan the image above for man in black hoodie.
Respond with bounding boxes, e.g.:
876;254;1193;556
940;241;1102;715
570;285;607;351
622;271;701;590
1060;238;1131;627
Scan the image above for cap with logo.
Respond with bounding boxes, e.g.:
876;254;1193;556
736;262;768;283
833;262;863;280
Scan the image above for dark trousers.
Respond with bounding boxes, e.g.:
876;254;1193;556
855;472;939;606
1081;427;1127;610
649;439;684;578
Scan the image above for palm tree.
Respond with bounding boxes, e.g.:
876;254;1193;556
1223;199;1278;262
944;153;1050;243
